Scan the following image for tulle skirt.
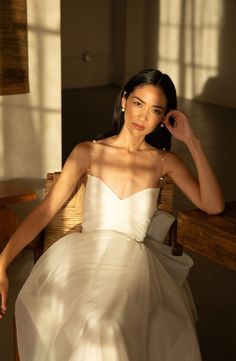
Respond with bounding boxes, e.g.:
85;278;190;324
15;230;202;361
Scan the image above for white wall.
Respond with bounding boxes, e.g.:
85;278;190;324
0;0;61;214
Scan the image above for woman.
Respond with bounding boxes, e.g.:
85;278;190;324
0;69;224;360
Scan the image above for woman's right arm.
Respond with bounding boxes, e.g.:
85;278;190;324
0;142;90;316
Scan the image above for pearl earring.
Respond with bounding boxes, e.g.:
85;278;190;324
160;123;164;128
121;107;125;112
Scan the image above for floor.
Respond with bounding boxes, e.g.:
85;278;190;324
1;86;236;360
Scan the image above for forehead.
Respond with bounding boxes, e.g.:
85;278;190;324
131;84;167;107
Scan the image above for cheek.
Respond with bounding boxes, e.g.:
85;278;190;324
149;117;163;130
124;106;137;121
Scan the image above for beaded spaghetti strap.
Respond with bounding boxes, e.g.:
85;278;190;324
86;139;97;175
159;148;166;188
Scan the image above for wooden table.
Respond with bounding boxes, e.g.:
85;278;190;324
0;180;37;252
177;201;236;272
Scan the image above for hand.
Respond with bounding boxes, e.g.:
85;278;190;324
163;110;197;144
0;270;8;319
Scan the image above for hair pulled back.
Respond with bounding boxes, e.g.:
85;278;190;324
97;69;177;150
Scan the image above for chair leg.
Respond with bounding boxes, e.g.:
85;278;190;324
170;220;183;256
14;316;20;361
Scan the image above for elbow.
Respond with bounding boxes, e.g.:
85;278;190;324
204;201;225;215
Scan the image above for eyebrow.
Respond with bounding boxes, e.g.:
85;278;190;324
133;96;166;110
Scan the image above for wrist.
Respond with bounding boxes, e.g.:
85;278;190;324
0;259;7;273
185;134;201;149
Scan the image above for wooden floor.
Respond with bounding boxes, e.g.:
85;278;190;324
1;86;236;361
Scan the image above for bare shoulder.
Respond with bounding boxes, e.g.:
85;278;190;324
161;150;193;182
162;150;184;170
44;141;93;207
72;141;92;155
63;141;92;174
93;136;116;146
163;150;183;164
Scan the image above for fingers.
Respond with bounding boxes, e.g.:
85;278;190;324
163;112;177;131
162;118;172;132
0;287;8;319
163;110;189;128
164;110;179;122
163;111;174;125
2;288;8;312
163;110;197;144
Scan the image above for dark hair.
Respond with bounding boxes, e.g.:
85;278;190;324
97;69;177;150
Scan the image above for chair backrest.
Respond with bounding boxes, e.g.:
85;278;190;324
43;172;175;251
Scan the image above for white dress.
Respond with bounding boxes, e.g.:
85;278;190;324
15;174;202;361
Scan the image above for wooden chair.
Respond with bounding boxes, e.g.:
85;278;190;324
14;172;181;360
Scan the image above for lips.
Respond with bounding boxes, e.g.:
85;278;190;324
133;122;145;130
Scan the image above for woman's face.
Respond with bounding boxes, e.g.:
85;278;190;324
121;84;167;136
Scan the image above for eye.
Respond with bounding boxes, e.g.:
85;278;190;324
133;101;143;108
152;108;162;115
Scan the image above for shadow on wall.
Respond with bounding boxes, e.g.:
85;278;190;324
195;0;236;108
144;0;236;194
145;0;236;110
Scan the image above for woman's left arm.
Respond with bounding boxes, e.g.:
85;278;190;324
163;110;225;214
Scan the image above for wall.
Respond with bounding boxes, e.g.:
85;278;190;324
0;0;61;215
149;0;236;108
61;0;236;107
61;0;151;88
112;0;147;86
116;0;236;109
61;0;113;88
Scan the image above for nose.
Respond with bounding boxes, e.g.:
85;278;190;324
140;108;149;122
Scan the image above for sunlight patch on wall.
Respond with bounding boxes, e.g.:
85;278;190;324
0;0;61;182
158;0;181;87
157;0;223;100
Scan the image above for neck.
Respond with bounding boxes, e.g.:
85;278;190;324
113;126;147;152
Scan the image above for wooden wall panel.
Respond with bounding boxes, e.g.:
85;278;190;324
0;0;29;95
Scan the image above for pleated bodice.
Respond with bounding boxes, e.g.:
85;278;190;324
81;174;160;242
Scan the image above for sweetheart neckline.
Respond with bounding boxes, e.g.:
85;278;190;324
87;174;160;201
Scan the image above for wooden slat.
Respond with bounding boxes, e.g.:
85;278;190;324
158;175;174;213
43;173;86;251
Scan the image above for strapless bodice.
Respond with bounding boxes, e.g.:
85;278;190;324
81;174;160;242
